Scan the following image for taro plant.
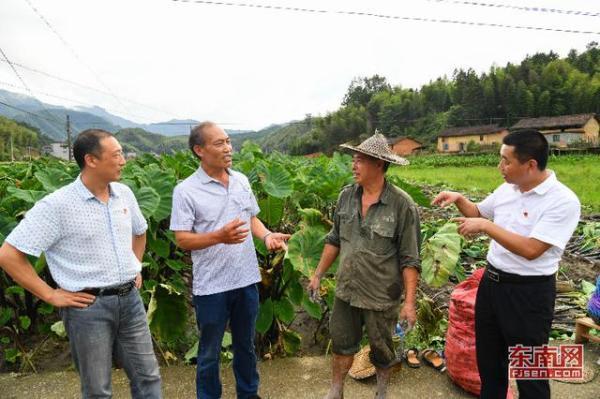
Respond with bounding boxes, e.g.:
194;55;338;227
0;143;435;368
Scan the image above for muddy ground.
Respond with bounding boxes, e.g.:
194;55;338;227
0;343;598;399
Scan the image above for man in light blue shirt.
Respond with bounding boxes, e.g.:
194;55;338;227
170;121;289;399
0;129;161;398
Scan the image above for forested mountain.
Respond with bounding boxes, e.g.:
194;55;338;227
114;128;188;154
0;91;245;140
245;42;600;154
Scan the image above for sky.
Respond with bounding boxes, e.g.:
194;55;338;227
1;0;599;131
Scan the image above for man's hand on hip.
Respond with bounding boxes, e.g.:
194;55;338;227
47;288;96;308
135;272;142;289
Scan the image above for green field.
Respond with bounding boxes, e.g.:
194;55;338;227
390;154;600;213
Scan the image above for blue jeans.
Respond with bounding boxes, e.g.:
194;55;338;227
62;288;162;399
193;284;260;399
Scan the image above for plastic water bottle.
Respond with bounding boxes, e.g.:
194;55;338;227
393;321;408;361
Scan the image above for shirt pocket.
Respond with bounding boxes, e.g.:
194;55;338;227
232;190;253;219
111;206;132;237
513;209;537;236
368;221;396;255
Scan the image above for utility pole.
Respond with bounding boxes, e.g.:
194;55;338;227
66;114;72;161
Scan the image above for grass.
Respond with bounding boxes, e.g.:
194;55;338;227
390;155;600;213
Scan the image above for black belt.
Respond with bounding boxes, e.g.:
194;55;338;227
81;280;135;296
485;264;554;284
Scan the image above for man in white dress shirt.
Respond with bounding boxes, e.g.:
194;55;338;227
432;129;580;399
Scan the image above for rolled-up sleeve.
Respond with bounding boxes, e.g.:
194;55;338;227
397;203;421;272
5;199;60;257
324;192;343;248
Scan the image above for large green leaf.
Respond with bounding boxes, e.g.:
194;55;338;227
132;186;160;219
287;225;328;278
256;298;274;334
388;175;430;208
302;294;323;319
274;297;295;324
7;186;46;204
34;168;73;192
144;164;176;222
165;259;187;271
282;329;302;355
260;164;293;198
421;222;462;288
287;279;304;306
298;208;325;228
258;196;284;227
148;235;170;258
147;284;188;342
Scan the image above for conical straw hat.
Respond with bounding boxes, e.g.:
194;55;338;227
348;345;376;380
340;131;409;166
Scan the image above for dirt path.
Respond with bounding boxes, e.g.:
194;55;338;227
1;345;598;399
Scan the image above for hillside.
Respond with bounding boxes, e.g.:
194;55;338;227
114;128;188;154
0;91;255;143
0;115;40;161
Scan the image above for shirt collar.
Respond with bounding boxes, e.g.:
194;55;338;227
74;175;121;200
195;165;232;185
512;170;556;196
353;179;392;205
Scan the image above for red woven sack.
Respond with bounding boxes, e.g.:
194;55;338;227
445;268;513;398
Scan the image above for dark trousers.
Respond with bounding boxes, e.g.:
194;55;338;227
193;284;260;399
475;271;556;399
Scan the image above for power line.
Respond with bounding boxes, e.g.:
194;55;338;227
23;0;132;118
425;0;600;18
0;79;166;125
0;100;64;125
0;59;180;119
172;0;600;35
0;44;80;135
0;47;35;98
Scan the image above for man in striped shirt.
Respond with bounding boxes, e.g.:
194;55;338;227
170;121;289;399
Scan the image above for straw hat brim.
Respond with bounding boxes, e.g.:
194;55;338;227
339;143;410;166
348;345;376;380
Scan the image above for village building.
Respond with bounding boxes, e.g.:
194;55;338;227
387;136;423;156
511;113;599;147
437;124;509;153
42;142;70;160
